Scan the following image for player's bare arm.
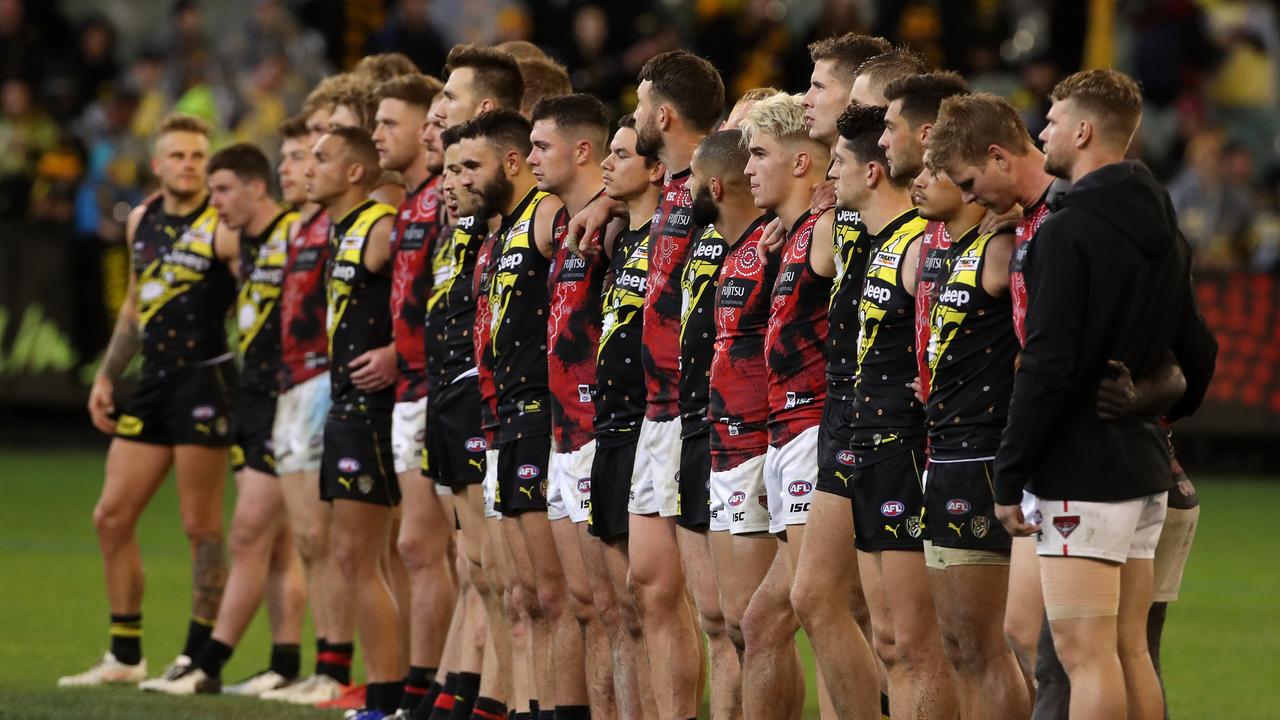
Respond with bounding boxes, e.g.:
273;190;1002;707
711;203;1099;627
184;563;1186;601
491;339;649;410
88;205;148;434
567;192;625;254
900;234;924;296
981;232;1015;297
532;193;564;260
349;216;398;392
809;208;837;278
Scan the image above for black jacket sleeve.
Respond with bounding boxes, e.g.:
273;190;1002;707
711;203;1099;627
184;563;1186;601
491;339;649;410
993;221;1088;505
1166;273;1217;420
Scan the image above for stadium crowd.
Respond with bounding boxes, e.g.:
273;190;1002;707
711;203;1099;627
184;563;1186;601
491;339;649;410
30;1;1234;719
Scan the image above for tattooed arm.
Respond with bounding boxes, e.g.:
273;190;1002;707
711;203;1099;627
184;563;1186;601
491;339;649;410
88;205;147;434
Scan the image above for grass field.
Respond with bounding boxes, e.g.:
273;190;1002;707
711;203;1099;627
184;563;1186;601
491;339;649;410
0;449;1276;719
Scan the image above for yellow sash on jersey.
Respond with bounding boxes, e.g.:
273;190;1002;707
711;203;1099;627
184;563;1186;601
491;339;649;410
928;230;994;372
236;211;297;355
137;204;221;329
855;216;928;367
327;202;396;353
488;190;551;348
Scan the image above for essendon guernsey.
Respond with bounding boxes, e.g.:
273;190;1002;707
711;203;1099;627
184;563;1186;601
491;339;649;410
472;226;501;444
279;209;331;391
547;207;608;453
913;221;951;400
389;175;444;402
642;169;698;421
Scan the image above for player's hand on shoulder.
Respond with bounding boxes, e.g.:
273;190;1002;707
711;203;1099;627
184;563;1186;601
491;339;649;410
980;204;1023;236
810;179;836;214
568;195;625;256
757;216;786;257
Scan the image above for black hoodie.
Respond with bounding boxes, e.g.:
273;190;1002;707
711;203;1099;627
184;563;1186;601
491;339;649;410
994;161;1217;505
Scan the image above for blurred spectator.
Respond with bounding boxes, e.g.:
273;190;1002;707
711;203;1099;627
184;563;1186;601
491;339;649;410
0;0;45;85
73;83;147;247
1170;131;1257;268
0;77;58;217
233;51;303;164
43;14;119;123
369;0;449;77
1203;0;1280;167
126;49;168;141
1250;166;1280;273
224;0;330;89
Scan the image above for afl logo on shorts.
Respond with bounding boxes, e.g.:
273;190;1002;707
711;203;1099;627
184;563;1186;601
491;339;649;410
835;450;856;466
728;491;746;507
788;481;813;497
946;499;971;515
880;500;905;517
338;457;361;473
518;464;540;480
192;405;216;420
577;479;591;493
465;437;487;453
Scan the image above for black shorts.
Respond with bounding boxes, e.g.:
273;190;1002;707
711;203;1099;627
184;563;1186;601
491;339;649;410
423;378;488;491
588;438;637;541
114;360;235;447
676;433;712;531
496;434;551;516
850;446;926;552
816;394;856;498
924;459;1010;553
232;387;277;475
320;409;400;506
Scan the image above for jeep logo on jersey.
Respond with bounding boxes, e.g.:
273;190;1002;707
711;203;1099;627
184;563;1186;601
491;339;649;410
728;491;746;507
191;405;216;420
836;209;860;224
862;283;891;305
615;268;647;292
836;449;856;466
465;437;487;453
788;481;813;497
946;498;972;515
939;287;971;306
880;500;905;517
332;264;356;282
784;392;815;410
691;242;724;260
577;479;591;493
1052;515;1081;539
338;457;361;473
497;252;526;272
517;464;540;480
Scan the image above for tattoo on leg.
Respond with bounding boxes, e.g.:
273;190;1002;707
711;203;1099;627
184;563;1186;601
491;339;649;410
192;536;228;620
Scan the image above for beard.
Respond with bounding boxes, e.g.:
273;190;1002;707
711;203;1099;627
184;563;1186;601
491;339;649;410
477;172;515;219
1043;149;1071;180
634;114;665;159
690;183;719;227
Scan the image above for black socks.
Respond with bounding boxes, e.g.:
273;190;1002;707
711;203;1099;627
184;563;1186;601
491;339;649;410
402;665;438;709
109;614;142;665
194;639;233;679
182;618;213;659
269;643;301;679
318;641;354;685
446;672;481;720
368;680;406;713
470;697;508;720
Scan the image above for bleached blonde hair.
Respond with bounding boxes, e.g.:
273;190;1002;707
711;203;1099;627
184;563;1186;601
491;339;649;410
739;92;809;148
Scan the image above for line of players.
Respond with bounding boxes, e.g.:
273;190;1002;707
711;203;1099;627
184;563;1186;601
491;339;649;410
60;35;1215;720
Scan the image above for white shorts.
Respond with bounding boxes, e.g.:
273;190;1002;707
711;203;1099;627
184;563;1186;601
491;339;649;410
709;493;729;532
1022;490;1168;564
764;426;819;534
710;454;769;535
628;417;681;517
392;397;428;475
548;441;594;524
272;372;330;475
483;448;501;520
1153;505;1199;602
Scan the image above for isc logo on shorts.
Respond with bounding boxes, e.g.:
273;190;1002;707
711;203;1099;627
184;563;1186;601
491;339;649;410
946;498;972;515
517;464;540;480
788;481;813;497
836;450;856;466
881;500;905;517
728;491;746;507
338;457;361;473
465;437;487;452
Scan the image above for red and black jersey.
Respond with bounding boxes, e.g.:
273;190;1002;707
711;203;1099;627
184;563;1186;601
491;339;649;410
765;211;831;447
827;208;872;394
132;197;236;380
426;215;484;391
596;222;651;445
279;208;331;391
1011;183;1062;345
642;169;698;421
472;224;501;444
708;220;779;469
327;200;397;412
913;221;951;400
925;227;1018;460
487;188;555;441
389;175;444;403
679;221;734;438
548;204;608;453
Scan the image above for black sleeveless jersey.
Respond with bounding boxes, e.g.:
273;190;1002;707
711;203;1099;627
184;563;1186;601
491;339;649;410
595;222;651;445
132;197;236;379
235;210;294;392
426;215;485;391
487;188;555;441
327;200;397;412
678;221;735;438
848;209;928;464
826;207;870;392
925;227;1018;460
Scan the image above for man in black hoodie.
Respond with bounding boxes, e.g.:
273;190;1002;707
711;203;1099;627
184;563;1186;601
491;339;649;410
991;70;1215;720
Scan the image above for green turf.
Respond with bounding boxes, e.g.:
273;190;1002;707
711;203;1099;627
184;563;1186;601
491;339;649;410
0;450;1276;718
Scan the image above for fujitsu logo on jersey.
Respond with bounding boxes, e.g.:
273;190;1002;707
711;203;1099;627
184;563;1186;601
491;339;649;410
1012;241;1030;270
556;254;588;282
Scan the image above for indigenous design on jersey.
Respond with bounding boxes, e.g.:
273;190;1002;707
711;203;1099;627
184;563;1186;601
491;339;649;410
548;204;608;453
679;222;734;438
236;211;294;392
1012;196;1053;346
913;221;951;400
327;200;396;411
390;175;444;402
926;227;1018;460
596;222;651;444
472;226;501;442
487;188;554;441
279;209;331;390
133;198;236;377
849;210;928;462
765;212;831;447
427;215;484;391
827;208;873;392
708;221;779;470
642;169;698;421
